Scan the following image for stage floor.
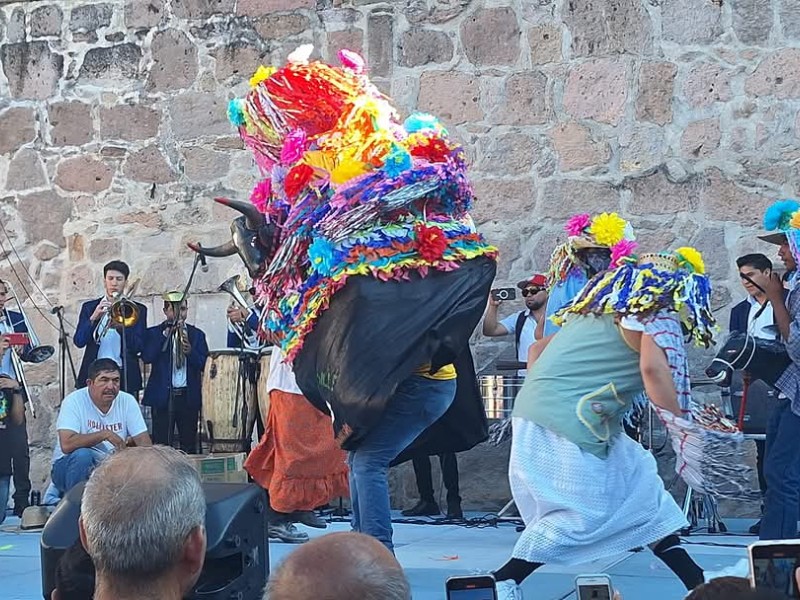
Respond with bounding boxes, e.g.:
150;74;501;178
1;512;756;599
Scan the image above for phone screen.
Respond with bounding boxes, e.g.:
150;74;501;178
447;589;496;600
753;554;800;597
578;585;612;600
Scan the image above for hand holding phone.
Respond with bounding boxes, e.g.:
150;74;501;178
490;288;516;302
576;574;614;600
749;540;800;598
446;575;497;600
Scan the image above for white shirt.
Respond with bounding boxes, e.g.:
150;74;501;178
266;348;303;395
172;334;188;388
746;295;777;340
95;298;122;365
52;387;147;462
500;310;538;364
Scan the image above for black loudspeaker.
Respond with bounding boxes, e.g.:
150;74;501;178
730;374;780;435
40;482;269;600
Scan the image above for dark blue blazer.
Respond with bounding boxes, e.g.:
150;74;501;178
2;309;33;361
729;294;785;334
226;309;259;348
141;322;208;410
74;298;148;392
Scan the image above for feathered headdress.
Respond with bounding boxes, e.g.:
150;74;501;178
553;247;715;347
764;199;800;278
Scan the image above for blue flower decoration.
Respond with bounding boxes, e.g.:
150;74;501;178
404;112;446;135
382;144;413;179
764;199;800;231
227;98;246;127
308;236;338;276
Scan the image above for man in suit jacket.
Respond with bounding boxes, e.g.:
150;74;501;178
74;261;147;396
142;292;209;454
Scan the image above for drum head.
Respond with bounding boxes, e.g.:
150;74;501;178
207;348;259;357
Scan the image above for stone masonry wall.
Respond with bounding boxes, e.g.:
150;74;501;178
0;0;794;510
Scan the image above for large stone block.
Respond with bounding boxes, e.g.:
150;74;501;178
0;12;5;44
732;0;772;44
17;190;72;247
399;29;453;67
146;29;198;92
404;0;472;25
99;104;160;141
539;178;620;219
123;145;177;184
618;123;665;173
237;0;315;15
169;92;232;140
5;148;47;191
683;62;732;107
30;5;64;38
470;177;536;224
418;71;482;125
7;8;25;43
368;12;393;78
490;71;552;126
636;61;677;125
700;169;773;227
681;118;721;159
625;168;703;215
125;0;165;29
171;0;235;18
662;0;722;44
79;44;142;81
548;122;610;172
48;101;93;146
746;49;800;99
56;155;114;193
213;43;270;82
182;147;231;183
88;237;122;262
69;3;113;42
562;0;652;56
461;7;521;66
254;14;310;39
476;132;539;176
0;107;37;155
529;23;562;65
782;0;800;40
1;42;64;100
325;28;364;61
564;58;629;125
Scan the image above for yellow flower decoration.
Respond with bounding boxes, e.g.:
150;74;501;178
588;212;627;247
790;210;800;230
675;246;705;274
249;65;276;88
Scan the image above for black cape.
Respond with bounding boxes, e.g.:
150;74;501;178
294;255;496;453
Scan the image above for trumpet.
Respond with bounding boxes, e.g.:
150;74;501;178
95;279;140;341
219;275;254;341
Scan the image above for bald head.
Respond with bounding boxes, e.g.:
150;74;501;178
266;532;411;600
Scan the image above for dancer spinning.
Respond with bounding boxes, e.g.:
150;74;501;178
493;247;715;599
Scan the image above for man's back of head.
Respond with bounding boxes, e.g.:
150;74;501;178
79;446;207;600
266;532;411;600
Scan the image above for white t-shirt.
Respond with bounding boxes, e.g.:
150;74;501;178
266;348;303;395
500;310;538;366
52;388;148;462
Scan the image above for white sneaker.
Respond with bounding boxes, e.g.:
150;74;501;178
496;579;523;600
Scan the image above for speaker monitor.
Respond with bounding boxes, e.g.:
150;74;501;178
40;482;269;600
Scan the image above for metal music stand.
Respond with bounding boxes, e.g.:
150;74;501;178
53;306;78;399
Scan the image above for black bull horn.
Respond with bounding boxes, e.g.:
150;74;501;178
188;197;276;278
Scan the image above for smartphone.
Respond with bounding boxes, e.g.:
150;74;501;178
749;540;800;598
575;574;613;600
3;332;29;346
491;288;516;302
445;575;497;600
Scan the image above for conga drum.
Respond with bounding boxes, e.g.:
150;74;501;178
478;374;524;420
201;349;258;452
257;347;272;426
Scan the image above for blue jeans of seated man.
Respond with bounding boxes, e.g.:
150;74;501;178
51;448;105;495
0;475;9;524
760;400;800;540
348;374;457;552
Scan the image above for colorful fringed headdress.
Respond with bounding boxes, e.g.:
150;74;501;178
554;247;716;347
764;199;800;278
546;212;637;288
227;45;497;359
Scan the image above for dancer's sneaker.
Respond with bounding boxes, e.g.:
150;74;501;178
268;522;309;544
293;510;327;529
496;579;523;600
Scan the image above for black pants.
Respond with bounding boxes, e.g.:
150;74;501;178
152;391;199;454
412;453;461;504
9;417;30;509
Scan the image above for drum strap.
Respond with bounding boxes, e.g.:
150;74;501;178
514;310;527;355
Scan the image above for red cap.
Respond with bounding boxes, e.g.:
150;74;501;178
516;274;547;290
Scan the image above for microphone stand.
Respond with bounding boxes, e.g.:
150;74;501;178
53;306;77;400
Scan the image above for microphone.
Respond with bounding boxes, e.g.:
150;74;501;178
199;253;208;273
50;305;63;315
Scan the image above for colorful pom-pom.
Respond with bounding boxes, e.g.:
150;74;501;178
675;246;705;275
382;144;413;178
565;213;591;237
338;49;365;74
764;199;800;231
288;44;314;64
249;65;275;88
227;98;246;127
589;212;627;247
404;113;445;135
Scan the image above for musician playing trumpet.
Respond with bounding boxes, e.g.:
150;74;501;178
74;261;148;396
142;292;209;453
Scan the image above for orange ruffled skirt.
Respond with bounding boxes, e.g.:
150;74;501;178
244;390;349;513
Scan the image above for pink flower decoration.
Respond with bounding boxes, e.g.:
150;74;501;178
565;213;591;237
250;179;272;213
280;129;308;165
338;49;365;74
610;239;637;267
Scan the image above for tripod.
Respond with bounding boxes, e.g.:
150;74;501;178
53;306;77;399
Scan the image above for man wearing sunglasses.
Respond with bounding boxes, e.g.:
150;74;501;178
483;274;548;375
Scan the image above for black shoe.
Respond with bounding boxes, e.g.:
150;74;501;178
446;502;463;520
13;504;28;518
292;510;327;529
401;499;440;517
749;519;761;535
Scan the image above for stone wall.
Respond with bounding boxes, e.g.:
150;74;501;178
0;0;792;510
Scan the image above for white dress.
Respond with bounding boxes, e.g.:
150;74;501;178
508;417;688;564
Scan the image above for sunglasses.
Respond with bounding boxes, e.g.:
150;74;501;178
522;287;544;297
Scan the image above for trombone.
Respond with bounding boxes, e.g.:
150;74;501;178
219;275;255;342
0;281;55;418
94;279;141;341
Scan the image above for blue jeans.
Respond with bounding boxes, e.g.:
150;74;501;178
761;400;800;539
0;475;9;524
349;375;457;552
51;448;104;495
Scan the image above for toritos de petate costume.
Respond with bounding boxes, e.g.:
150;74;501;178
191;46;497;457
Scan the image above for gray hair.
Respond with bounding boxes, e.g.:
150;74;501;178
81;446;205;585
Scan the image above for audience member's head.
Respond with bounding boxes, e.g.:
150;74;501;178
736;254;773;298
266;531;411;600
686;576;789;600
79;446;206;600
52;542;95;600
